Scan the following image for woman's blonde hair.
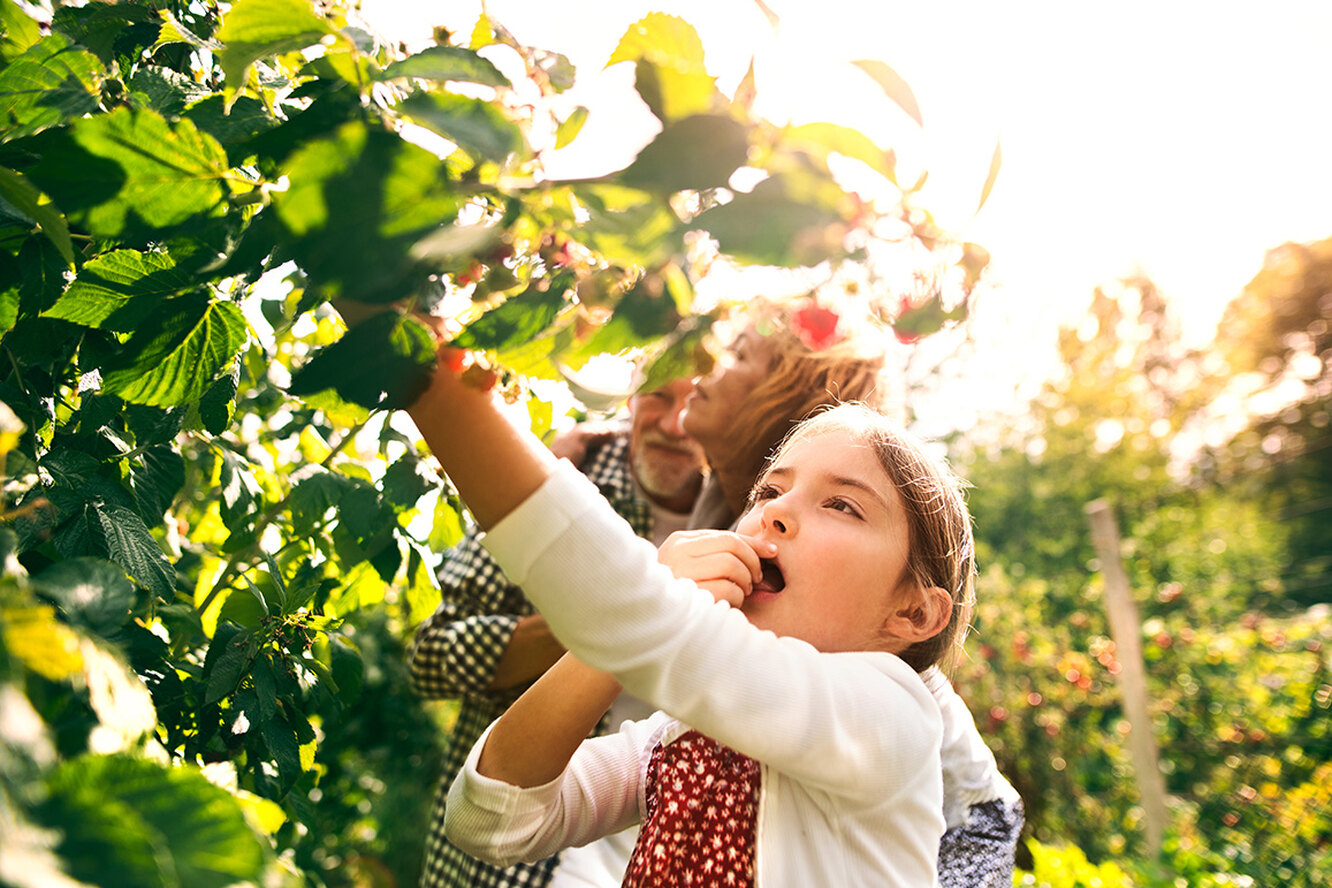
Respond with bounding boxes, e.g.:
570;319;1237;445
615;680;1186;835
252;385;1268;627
759;403;976;673
715;302;886;491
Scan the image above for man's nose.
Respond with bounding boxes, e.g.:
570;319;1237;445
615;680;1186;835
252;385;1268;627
659;398;690;438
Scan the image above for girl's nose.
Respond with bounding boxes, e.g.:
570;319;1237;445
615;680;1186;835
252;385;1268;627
762;501;793;536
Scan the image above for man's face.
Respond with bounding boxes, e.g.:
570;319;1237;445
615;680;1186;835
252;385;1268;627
628;379;706;513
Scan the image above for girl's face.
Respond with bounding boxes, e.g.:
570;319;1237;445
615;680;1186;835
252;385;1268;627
733;428;915;654
681;326;776;450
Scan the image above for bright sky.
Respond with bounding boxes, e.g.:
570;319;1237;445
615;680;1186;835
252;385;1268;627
359;0;1332;425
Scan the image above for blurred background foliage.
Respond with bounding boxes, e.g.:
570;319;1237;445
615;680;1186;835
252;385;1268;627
956;237;1332;886
0;0;1328;886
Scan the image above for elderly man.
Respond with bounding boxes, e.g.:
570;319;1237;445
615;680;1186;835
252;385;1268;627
410;378;705;888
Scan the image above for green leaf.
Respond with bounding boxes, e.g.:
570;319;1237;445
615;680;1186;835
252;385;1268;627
50;1;155;67
615;113;748;193
205;625;255;704
272;122;463;303
0;166;74;266
27;107;231;238
40;754;267;888
216;0;336;97
286;467;354;536
92;502;175;600
44;249;193;331
195;359;240;435
689;171;847;266
570;183;680;267
400;91;526;164
259;710;302;791
607;13;715;122
381;452;437;513
326;636;364;706
31;557;136;636
0;0;43;62
977;138;1002;213
638;314;714;393
378;44;509;87
452;273;571;350
852;59;923;127
0;33;103;142
782;122;897;185
101;297;249;407
287;311;437;410
128;444;186;521
555;105;588;149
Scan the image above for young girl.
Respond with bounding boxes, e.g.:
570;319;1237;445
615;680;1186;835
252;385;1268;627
404;346;977;887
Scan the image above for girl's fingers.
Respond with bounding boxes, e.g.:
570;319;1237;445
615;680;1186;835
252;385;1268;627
659;530;770;584
698;580;746;609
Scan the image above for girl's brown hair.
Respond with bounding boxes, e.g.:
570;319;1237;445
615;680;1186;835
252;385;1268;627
714;303;886;493
761;403;976;673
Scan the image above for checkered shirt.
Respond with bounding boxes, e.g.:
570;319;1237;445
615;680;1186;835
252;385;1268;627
411;431;652;888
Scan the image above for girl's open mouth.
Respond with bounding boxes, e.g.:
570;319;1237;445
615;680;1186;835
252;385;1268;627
754;558;785;595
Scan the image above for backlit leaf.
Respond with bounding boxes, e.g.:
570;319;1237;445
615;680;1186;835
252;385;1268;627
27;107;231;238
852;59;923;127
0;0;43;62
554;105;588;149
44;249;193;331
0;166;74;267
607;13;715;122
689;172;847;266
101;297;249;407
782;122;897;184
287;311;437;410
0;34;102;141
41;754;267;888
616;114;748;193
400;91;526;164
452;273;571;350
216;0;336;97
378;45;509;87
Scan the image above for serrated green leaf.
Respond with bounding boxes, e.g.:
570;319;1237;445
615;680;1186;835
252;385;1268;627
272;122;463;303
401;91;526;164
205;626;254;704
128;444;186;521
125;65;211;116
569;183;679;268
101;297;248;407
154;9;220;52
31;557;137;635
615;114;748;193
555;105;588;149
378;44;509;87
196;359;240;434
452;273;570;350
608;13;715;122
428;494;465;552
50;1;154;66
852;59;923;127
638;314;714;393
259;710;301;790
326;635;363;705
0;166;74;266
216;0;336;97
381;452;436;513
288;311;437;410
286;467;353;536
0;33;103;142
41;753;266;888
92;502;175;600
27;107;231;237
44;249;192;331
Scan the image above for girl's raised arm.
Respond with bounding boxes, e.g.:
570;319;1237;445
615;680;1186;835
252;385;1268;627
406;349;558;530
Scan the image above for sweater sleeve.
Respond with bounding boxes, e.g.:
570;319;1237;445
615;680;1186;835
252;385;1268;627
445;712;666;864
481;462;942;806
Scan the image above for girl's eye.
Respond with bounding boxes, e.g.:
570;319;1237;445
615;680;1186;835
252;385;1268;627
748;484;780;504
826;498;863;519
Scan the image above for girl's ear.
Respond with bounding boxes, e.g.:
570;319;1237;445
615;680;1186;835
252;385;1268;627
882;583;952;644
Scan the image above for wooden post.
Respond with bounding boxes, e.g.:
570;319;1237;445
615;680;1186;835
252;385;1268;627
1085;498;1169;856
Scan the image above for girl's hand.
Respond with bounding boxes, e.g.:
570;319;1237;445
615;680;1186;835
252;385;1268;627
656;530;776;608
